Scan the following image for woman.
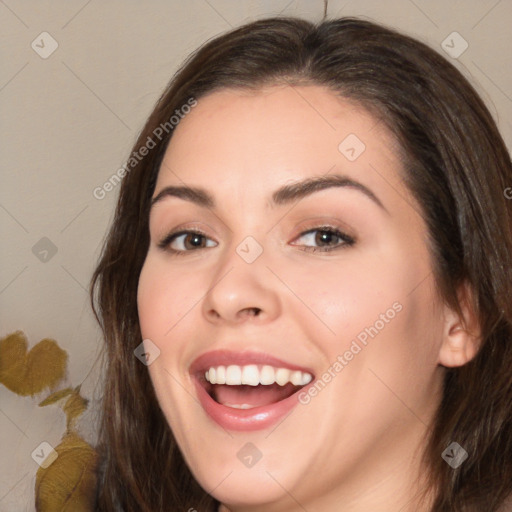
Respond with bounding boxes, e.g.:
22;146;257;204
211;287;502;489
90;16;512;511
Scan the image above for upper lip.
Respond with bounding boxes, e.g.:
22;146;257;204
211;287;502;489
189;350;315;377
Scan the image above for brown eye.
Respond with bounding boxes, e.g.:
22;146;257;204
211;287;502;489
180;233;207;250
292;227;355;252
158;230;217;254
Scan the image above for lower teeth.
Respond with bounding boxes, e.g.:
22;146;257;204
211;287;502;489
223;403;256;409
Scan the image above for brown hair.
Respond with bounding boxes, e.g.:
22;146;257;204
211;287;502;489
90;16;512;511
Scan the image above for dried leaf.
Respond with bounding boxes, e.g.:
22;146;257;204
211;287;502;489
27;339;68;394
63;391;89;430
35;432;98;512
39;388;74;407
0;331;67;396
39;387;89;430
0;331;28;390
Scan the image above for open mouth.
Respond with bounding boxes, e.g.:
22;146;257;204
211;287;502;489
200;364;314;410
189;351;315;431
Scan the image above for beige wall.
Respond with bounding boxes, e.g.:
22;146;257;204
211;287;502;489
0;1;510;509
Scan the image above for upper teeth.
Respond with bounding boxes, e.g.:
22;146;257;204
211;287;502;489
204;364;313;387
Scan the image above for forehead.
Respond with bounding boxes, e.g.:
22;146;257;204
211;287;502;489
155;84;406;209
163;85;390;153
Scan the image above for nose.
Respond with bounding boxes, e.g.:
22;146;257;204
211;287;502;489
201;247;282;325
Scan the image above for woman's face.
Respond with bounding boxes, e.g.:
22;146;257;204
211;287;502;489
137;85;446;509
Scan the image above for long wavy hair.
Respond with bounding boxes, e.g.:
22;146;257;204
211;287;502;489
90;16;512;511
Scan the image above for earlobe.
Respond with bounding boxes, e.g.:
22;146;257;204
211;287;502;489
438;284;481;368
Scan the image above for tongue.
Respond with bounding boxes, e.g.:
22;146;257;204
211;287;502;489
213;383;298;408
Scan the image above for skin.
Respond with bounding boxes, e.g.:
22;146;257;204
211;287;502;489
137;85;479;511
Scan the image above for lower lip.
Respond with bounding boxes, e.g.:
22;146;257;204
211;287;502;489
193;378;307;432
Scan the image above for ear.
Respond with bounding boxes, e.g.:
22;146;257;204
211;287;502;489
438;282;481;368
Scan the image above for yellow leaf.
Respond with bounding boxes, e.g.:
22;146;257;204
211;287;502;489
0;331;28;390
63;391;89;431
35;432;98;512
0;331;68;396
39;388;74;407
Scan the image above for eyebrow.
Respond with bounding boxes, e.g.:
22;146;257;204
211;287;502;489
150;174;387;212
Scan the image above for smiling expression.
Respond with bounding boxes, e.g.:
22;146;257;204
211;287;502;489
137;84;446;510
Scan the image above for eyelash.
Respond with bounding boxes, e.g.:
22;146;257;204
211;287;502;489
157;225;355;256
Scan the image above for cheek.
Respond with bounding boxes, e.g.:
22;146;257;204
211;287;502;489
297;247;441;371
305;269;441;437
137;261;167;338
137;257;201;340
136;258;200;441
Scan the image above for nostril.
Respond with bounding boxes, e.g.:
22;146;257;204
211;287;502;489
236;307;261;318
